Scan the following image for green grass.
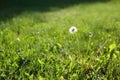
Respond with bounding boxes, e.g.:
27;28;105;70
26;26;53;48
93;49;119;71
0;0;120;80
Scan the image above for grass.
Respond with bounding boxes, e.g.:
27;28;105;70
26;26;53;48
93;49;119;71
0;0;120;80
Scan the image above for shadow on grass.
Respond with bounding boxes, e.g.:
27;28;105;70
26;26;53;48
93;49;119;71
0;0;110;22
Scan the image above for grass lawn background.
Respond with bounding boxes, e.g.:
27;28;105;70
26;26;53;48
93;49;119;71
0;0;120;79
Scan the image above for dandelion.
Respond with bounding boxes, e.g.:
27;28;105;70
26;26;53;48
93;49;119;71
89;32;93;38
69;26;77;34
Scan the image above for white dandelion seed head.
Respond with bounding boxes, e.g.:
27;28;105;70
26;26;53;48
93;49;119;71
69;26;77;34
89;32;93;38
